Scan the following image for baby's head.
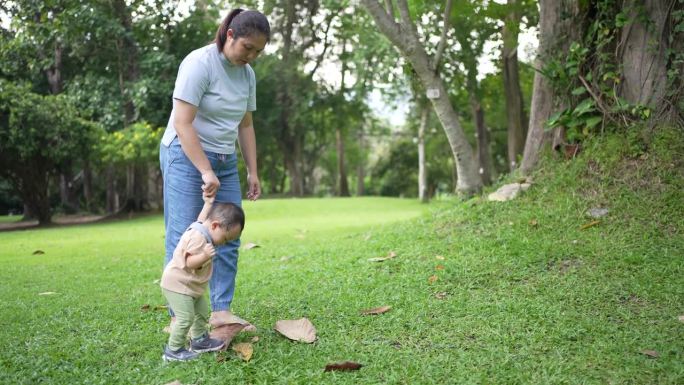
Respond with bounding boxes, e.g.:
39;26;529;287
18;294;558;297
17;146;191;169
205;202;245;245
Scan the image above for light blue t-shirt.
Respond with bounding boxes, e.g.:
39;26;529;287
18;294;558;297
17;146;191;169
161;44;257;154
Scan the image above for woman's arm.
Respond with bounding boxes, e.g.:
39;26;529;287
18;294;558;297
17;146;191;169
237;111;261;201
173;99;220;197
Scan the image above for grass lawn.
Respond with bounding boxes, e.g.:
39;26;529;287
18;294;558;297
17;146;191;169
1;129;683;384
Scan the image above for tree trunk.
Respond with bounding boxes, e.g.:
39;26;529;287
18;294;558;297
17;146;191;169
106;165;118;214
502;0;527;170
59;171;79;214
362;0;482;195
418;105;428;202
336;128;350;196
520;0;580;175
113;0;140;125
472;98;493;185
83;161;93;212
618;0;670;109
357;129;366;196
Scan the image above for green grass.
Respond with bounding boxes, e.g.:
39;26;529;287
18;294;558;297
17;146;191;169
0;215;21;223
1;127;683;384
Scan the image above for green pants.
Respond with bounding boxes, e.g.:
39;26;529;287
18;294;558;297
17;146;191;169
162;288;209;350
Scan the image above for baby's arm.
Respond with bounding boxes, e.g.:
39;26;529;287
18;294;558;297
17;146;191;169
186;242;215;269
197;192;214;223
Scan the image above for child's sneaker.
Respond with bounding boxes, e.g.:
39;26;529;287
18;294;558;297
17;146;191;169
190;333;226;353
162;346;200;362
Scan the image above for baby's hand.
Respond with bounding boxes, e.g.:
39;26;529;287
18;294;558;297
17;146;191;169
202;191;215;205
203;243;216;258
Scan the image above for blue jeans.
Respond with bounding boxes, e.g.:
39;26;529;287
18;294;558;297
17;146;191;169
160;137;241;313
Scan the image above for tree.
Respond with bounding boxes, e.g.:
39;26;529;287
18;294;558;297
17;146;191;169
0;82;101;225
361;0;482;195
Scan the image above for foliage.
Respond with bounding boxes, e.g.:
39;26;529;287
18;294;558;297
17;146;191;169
0;80;102;222
99;122;163;165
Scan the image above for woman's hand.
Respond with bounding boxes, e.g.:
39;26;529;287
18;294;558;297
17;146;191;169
246;173;261;201
202;171;220;198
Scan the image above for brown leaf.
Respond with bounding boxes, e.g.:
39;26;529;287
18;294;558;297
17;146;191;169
435;265;445;271
232;342;253;362
215;351;227;363
368;251;397;262
274;318;317;343
580;220;600;230
140;304;151;311
641;350;659;358
251;336;260;343
360;305;392;315
210;323;246;345
428;275;438;284
243;242;260;250
324;361;363;372
38;292;58;296
529;219;538;227
32;250;45;255
163;381;183;385
678;315;684;323
154;305;168;311
434;292;448;299
435;255;445;260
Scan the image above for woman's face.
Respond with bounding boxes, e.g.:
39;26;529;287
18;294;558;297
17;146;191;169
223;30;267;66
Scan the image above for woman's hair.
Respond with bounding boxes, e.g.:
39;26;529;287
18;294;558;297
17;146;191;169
215;9;271;51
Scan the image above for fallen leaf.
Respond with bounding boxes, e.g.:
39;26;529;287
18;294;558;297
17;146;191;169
38;292;58;296
363;233;372;241
368;251;397;262
428;275;438;284
232;342;253;361
274;318;317;343
641;350;659;358
678;315;684;323
580;220;600;230
32;250;45;255
154;305;168;311
435;292;448;299
435;255;445;260
529;219;538;227
251;336;260;343
140;304;151;311
294;234;306;240
324;361;363;372
210;323;246;345
280;255;293;261
153;279;160;284
242;242;260;250
163;381;183;385
215;351;227;363
360;305;392;315
435;265;445;271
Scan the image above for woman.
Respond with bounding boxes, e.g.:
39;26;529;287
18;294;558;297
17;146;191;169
159;9;270;332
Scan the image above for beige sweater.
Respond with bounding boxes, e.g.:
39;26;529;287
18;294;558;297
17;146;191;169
160;228;213;298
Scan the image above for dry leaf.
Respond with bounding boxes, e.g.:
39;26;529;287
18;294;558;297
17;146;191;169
274;318;317;343
435;255;445;260
368;251;397;262
163;381;183;385
435;265;445;271
428;275;438;284
32;250;45;255
251;336;260;343
216;351;227;363
232;342;253;362
678;315;684;323
154;305;168;311
294;234;306;240
435;292;448;299
360;305;392;315
243;242;260;250
580;220;600;230
280;255;293;261
324;361;363;372
140;304;151;311
38;292;57;296
529;219;538;227
210;323;246;345
641;350;659;358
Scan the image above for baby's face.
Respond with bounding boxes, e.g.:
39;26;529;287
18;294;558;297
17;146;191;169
210;224;242;245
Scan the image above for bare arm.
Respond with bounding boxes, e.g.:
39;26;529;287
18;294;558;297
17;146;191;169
173;99;220;197
197;193;214;223
237;111;261;200
185;243;215;269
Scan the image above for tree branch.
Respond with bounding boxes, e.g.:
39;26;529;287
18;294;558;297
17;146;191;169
396;0;412;27
433;0;453;72
307;13;335;79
